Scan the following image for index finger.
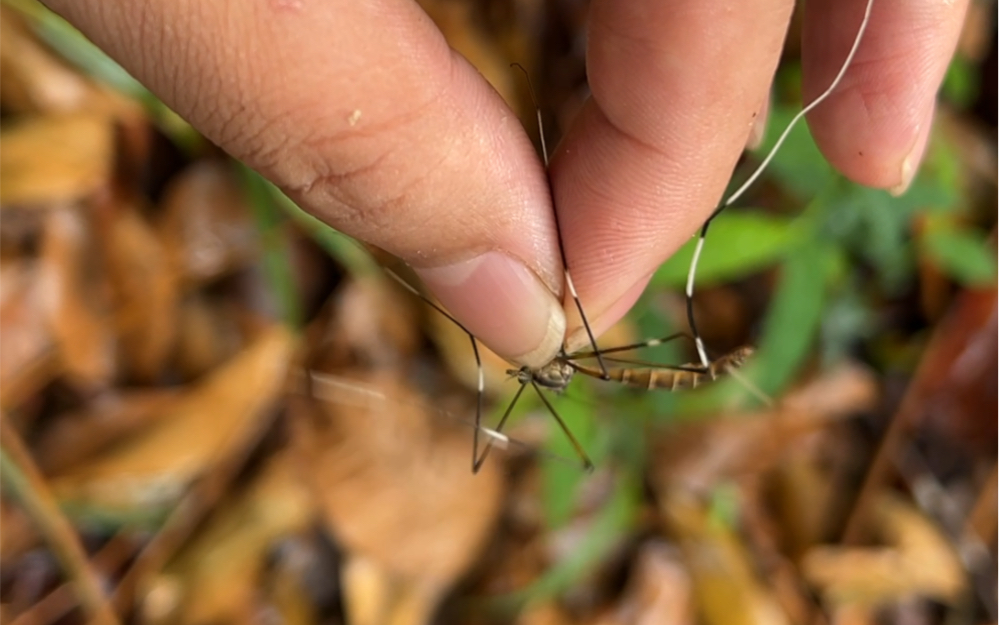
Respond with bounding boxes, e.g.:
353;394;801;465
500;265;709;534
549;0;795;350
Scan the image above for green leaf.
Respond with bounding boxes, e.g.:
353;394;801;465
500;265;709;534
922;227;997;286
746;241;837;394
492;469;638;611
238;165;302;329
755;105;835;201
542;384;599;529
941;56;979;108
653;212;798;288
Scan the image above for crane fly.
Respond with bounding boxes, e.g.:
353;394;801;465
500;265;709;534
387;0;874;473
472;340;756;472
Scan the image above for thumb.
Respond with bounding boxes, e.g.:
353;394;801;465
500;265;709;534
45;0;567;368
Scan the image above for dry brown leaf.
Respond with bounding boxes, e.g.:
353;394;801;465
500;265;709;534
38;205;117;389
157;161;258;286
769;434;848;559
517;602;575;625
171;293;246;380
0;113;115;207
264;540;320;625
0;259;57;410
299;372;504;625
50;325;296;519
96;195;178;381
590;542;694;625
0;497;41;559
802;493;967;608
141;452;313;625
33;390;180;475
654;363;878;495
664;494;791;625
0;7;94;114
294;277;504;625
417;0;527;121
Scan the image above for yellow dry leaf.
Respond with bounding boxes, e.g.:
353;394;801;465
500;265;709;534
590;542;694;625
300;371;504;625
51;326;296;523
0;7;93;114
664;494;791;625
39;205;116;389
0;113;115;206
142;452;313;625
802;493;967;608
0;259;56;409
98;196;178;381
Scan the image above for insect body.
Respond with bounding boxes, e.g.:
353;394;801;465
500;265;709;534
392;1;875;473
474;342;755;472
572;346;754;392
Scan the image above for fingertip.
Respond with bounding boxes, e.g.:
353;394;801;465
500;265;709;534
889;105;934;196
803;0;967;190
417;252;565;368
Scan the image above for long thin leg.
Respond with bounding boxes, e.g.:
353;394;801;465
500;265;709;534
511;63;610;380
473;382;529;473
570;332;693;359
684;0;875;369
385;268;490;473
532;382;594;472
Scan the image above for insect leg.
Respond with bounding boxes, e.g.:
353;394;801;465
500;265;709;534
472;381;529;473
384;268;491;473
571;331;694;359
531;382;595;472
511;63;610;380
684;0;875;369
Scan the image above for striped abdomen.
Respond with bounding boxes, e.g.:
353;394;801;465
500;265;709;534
575;346;754;392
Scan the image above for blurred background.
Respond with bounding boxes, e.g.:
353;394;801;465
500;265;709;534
0;1;996;624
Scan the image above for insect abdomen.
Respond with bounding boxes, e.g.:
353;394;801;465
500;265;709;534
608;368;707;391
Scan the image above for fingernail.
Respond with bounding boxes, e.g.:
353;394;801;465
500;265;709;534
890;117;931;197
416;252;565;368
889;151;916;197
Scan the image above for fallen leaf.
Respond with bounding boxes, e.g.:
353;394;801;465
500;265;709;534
664;493;791;625
295;278;504;625
170;293;245;380
590;541;694;625
95;194;178;381
142;452;313;625
802;493;968;608
50;325;296;525
38;205;116;390
0;259;56;410
157;161;258;286
32;390;180;474
0;7;93;114
0;113;115;207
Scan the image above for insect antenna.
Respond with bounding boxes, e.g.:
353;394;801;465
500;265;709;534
685;0;875;370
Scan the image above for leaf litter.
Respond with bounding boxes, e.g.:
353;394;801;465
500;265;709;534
0;2;995;625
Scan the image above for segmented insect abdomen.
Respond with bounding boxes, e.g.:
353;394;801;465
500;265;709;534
607;368;708;391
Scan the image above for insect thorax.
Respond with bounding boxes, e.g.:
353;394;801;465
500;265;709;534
510;358;575;393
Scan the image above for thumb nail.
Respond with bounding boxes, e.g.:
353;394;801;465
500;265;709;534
416;252;565;368
890;112;933;197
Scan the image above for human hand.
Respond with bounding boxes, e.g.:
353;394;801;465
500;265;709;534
44;0;968;368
